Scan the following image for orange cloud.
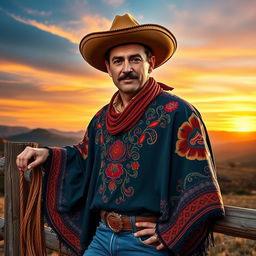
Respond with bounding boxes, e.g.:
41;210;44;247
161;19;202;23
1;57;255;132
8;12;111;44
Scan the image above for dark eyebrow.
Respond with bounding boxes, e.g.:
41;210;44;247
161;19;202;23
111;54;143;62
129;54;143;59
111;56;123;63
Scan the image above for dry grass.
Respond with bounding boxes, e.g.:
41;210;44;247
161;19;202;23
223;194;256;208
210;234;256;256
209;194;256;256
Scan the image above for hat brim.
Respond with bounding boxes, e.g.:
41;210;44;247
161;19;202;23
79;24;177;72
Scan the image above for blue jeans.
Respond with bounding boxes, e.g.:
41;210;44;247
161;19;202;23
83;219;169;256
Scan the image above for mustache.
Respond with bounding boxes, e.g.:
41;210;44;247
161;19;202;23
118;72;139;81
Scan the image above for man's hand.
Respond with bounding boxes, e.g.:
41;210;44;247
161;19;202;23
16;146;49;172
134;222;165;250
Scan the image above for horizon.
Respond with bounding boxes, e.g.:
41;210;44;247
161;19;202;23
0;0;255;132
1;124;256;134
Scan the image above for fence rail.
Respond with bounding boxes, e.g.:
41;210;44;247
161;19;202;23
0;141;256;255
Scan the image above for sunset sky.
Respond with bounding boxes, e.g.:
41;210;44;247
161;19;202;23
0;0;255;132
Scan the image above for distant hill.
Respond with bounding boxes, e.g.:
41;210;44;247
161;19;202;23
208;131;256;144
48;128;84;140
1;126;255;165
6;128;79;147
0;125;84;139
212;140;256;166
208;131;256;166
0;125;31;138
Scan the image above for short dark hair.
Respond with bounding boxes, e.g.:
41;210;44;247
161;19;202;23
105;43;153;63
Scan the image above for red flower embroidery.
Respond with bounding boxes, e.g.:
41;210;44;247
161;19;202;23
131;161;140;170
105;163;123;178
164;101;179;112
97;123;102;129
109;140;125;160
108;180;117;191
175;113;208;160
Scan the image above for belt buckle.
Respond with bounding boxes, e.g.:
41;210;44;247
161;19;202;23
106;212;123;232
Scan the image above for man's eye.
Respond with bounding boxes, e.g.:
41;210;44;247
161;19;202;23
131;57;141;63
113;59;122;64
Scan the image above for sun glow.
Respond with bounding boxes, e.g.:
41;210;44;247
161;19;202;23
232;116;256;132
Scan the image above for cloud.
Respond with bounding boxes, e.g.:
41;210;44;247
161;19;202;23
102;0;125;6
80;14;111;33
3;8;112;45
6;12;79;43
0;11;103;77
24;8;52;17
165;0;256;48
0;62;115;130
0;0;255;132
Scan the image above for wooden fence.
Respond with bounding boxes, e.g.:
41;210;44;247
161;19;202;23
0;141;256;255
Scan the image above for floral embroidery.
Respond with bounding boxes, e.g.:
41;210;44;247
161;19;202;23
105;163;123;178
94;99;179;204
175;113;209;160
164;101;179;112
131;161;140;170
108;180;117;191
109;140;125;160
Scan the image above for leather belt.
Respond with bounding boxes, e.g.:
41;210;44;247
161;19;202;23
100;210;157;233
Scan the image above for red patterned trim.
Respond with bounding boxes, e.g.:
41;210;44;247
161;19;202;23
161;191;222;247
45;148;81;251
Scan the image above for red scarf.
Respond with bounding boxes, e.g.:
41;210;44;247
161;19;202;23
106;77;173;135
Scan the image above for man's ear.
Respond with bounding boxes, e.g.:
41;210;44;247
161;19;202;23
105;60;112;77
148;56;155;74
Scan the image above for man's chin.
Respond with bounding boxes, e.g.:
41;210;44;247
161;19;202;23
119;85;144;96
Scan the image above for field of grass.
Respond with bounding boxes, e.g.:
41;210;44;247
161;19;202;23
209;194;256;256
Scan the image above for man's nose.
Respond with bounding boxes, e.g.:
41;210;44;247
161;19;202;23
122;60;132;72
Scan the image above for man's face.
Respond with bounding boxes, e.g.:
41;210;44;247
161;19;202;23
105;44;155;96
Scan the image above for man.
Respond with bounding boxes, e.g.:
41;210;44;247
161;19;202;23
16;14;224;256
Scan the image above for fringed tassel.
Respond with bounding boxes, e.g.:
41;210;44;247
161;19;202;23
58;240;62;256
20;166;47;255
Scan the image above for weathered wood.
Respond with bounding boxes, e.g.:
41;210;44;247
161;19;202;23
44;226;70;255
0;218;4;240
0;157;32;181
213;205;256;240
0;157;4;175
4;141;38;256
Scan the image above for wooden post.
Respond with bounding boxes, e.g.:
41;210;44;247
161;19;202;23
4;141;38;256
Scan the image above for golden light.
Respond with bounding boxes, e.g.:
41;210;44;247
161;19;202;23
232;116;256;132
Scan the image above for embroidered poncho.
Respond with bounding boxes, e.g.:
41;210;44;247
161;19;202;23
43;91;224;256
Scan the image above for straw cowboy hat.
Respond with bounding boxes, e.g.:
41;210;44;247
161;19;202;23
79;13;177;72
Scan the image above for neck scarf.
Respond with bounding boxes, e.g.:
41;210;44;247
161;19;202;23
106;77;173;135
